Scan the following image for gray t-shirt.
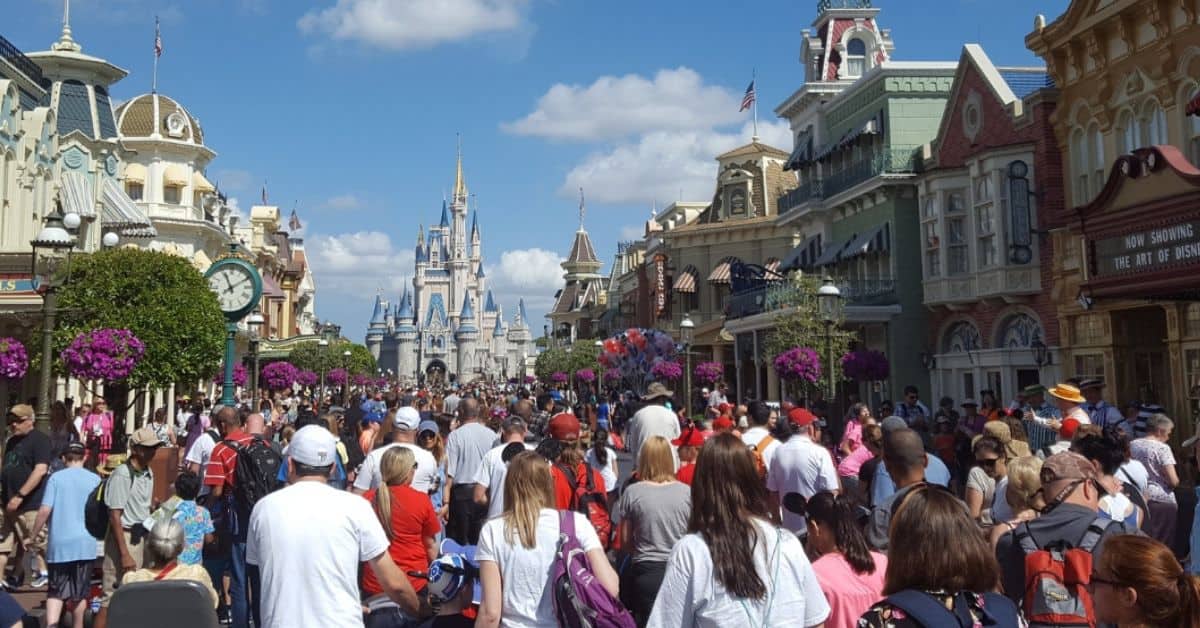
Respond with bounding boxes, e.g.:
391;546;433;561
104;463;154;528
445;422;498;487
617;481;691;564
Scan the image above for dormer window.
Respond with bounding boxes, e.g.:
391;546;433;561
845;38;867;78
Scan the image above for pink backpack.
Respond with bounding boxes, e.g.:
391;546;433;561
551;511;635;628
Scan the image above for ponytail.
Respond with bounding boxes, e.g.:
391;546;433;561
592;429;609;467
805;491;876;575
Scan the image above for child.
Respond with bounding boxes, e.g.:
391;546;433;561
672;426;704;485
170;472;214;566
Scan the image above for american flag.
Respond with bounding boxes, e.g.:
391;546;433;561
739;79;756;112
154;17;162;57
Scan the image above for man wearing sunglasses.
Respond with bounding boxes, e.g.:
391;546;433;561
994;451;1133;606
0;404;52;588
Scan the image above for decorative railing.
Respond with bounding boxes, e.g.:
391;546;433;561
778;145;921;215
726;278;898;319
818;0;872;10
0;36;45;86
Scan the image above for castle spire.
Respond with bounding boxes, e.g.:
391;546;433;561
578;187;586;230
52;0;82;52
453;134;468;204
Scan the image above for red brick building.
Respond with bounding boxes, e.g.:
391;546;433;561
915;45;1064;405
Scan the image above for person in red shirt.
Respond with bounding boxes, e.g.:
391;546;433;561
547;413;607;510
362;446;440;626
672;426;704;485
202;407;258;628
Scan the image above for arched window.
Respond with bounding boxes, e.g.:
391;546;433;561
997;313;1042;349
943;321;982;354
1119;110;1140;153
1088;123;1104;196
1071;128;1087;204
845;38;867;78
1142;101;1167;146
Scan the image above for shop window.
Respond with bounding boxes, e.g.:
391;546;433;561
163;185;181;205
845;38;867;78
946;189;968;276
974;174;997;268
1186;304;1200;337
1073;353;1105;380
1073;314;1104;345
126;182;143;201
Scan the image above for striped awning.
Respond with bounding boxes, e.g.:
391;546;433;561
708;257;738;284
784;131;814;171
100;177;156;237
59;171;97;218
779;234;822;272
813;238;846;267
192;171;215;193
812;110;885;162
673;265;698;293
842;223;891;260
163;164;188;187
123;163;146;184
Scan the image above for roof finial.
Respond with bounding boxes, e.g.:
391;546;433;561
453;134;467;203
578;187;586;229
52;0;82;52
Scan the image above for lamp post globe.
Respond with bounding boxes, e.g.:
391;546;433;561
816;277;842;409
30;205;78;432
101;231;120;248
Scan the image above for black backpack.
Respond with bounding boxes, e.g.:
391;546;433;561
224;436;283;519
84;464;131;540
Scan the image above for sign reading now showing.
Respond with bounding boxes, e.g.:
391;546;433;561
1094;222;1200;275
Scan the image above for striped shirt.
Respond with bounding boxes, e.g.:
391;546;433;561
203;430;254;489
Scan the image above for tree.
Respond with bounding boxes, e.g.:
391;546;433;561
765;273;854;396
53;247;225;389
534;340;600;382
289;340;376;376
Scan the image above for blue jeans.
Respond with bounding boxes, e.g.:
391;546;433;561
205;541;260;628
365;607;424;628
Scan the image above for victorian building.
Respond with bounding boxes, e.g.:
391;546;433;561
1027;0;1200;432
548;198;606;344
231;205;316;340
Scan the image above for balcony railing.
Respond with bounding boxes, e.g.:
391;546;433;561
0;35;45;86
779;145;920;215
726;278;898;319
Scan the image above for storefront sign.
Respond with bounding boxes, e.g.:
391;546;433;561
0;275;39;295
654;254;668;319
1093;222;1200;276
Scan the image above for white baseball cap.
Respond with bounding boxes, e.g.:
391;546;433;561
289;425;337;467
394;406;421;431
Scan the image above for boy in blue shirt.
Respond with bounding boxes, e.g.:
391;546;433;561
29;442;100;628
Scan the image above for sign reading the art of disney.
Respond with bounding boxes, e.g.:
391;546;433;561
1093;222;1200;276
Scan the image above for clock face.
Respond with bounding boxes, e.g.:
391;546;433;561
207;265;257;313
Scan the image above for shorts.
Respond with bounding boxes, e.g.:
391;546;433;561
0;509;47;555
48;560;94;601
101;527;146;606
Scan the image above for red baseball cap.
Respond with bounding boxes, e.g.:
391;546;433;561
712;416;734;431
788;407;817;427
672;426;705;447
548;413;581;440
718;402;732;414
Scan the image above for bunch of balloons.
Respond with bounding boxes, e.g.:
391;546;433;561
597;328;680;395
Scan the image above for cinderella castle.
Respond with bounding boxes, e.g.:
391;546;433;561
364;148;532;384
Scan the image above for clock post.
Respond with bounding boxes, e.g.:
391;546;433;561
205;244;264;409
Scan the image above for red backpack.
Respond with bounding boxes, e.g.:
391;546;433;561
1014;516;1114;627
555;463;613;550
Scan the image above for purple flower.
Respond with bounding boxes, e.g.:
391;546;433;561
261;361;299;390
211;363;248;387
351;373;370;387
523;375;536;384
296;370;319;387
841;349;889;382
61;329;144;381
694;361;724;385
603;368;621;383
773;347;821;384
575;368;596;383
0;338;28;381
551;371;568;384
327;368;348;386
650;360;683;381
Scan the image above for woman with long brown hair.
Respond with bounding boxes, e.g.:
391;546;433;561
1092;534;1200;627
857;485;1021;627
476;452;619;627
647;433;830;628
361;447;439;628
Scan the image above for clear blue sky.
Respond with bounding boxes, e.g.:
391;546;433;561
11;0;1068;339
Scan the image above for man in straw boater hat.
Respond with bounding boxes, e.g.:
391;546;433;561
626;383;681;467
1079;378;1124;430
1046;382;1091;429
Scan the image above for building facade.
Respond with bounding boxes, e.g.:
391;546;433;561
548;200;606;343
1027;0;1200;433
917;44;1063;406
365;153;531;383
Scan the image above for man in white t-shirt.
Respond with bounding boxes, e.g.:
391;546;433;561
766;408;839;535
248;426;421;628
741;401;781;473
184;426;217;498
473;418;532;519
353;407;438;495
626;383;681;467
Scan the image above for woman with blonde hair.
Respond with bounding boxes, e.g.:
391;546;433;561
476;452;619;627
362;447;439;628
989;456;1046;547
617;436;690;626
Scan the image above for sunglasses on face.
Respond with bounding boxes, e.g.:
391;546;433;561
976;457;1000;469
1089;573;1122;588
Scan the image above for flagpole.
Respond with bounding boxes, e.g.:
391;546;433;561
752;68;759;141
152;16;159;93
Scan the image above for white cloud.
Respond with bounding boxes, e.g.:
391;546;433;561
485;248;565;293
307;231;415;298
322;194;362;210
211;169;256;196
503;67;745;142
618;225;644;241
298;0;531;51
560;119;792;205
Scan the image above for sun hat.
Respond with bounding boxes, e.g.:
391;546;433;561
1047;383;1085;404
641;382;674;401
1078;378;1105;390
129;426;164;448
1022;384;1046;396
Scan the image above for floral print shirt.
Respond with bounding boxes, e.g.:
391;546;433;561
172;500;214;565
857;590;1027;628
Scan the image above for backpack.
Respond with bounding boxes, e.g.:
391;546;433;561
750;434;774;479
551;510;635;628
84;463;132;540
224;436;283;521
885;590;1019;627
1015;516;1114;627
555;463;613;550
1117;468;1151;529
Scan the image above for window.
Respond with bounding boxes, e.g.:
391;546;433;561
922;195;938;220
163;186;181;205
1071;129;1088;203
1073;353;1105;381
845;38;867;78
126;182;143;201
974;174;997;268
1089;124;1104;197
1073;314;1104;345
1186;349;1200;399
922;195;940;278
1187;304;1200;337
1143;102;1167;146
1119;111;1140;153
946;190;967;275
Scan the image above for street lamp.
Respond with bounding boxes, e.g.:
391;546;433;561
342;349;352;405
680;314;695;418
246;311;264;404
31;203;79;432
817;277;842;405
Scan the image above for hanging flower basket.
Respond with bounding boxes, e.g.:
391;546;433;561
523;375;536;385
61;328;145;382
773;347;822;384
211;363;248;387
575;368;596;383
551;371;568;384
261;361;299;390
841;349;889;382
327;368;348;386
694;361;724;386
603;368;621;384
650;360;683;382
296;370;318;388
351;373;370;387
0;337;28;381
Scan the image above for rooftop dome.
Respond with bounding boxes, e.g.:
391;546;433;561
114;93;204;145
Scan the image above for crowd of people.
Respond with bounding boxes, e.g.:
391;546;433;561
0;373;1198;627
